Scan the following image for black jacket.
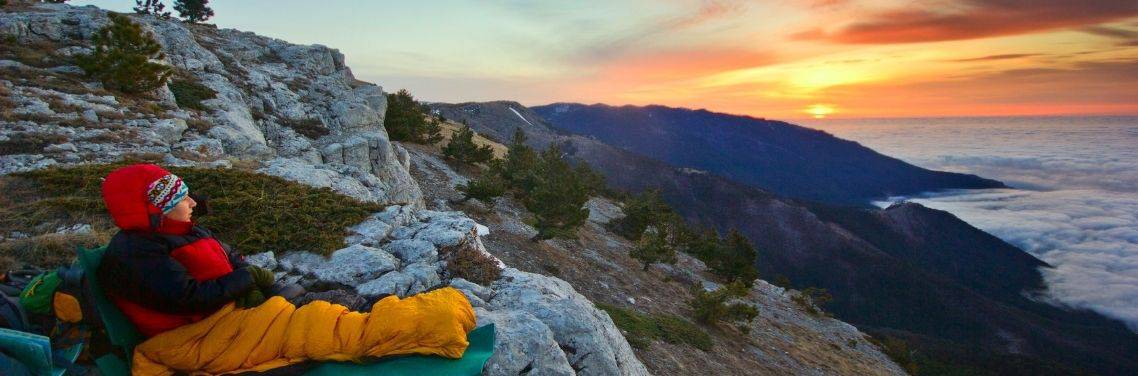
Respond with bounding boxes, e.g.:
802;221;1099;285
96;225;254;315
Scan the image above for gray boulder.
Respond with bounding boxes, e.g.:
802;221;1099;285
476;308;575;376
311;245;399;286
489;268;650;376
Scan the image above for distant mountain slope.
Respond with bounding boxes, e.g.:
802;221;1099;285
431;101;1138;375
531;103;1006;204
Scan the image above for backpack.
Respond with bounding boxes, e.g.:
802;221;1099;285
1;265;94;375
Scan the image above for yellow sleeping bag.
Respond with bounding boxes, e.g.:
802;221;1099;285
131;287;476;375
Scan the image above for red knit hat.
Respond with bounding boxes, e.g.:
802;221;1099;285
102;164;183;231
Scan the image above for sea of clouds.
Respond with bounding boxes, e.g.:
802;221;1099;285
804;116;1138;330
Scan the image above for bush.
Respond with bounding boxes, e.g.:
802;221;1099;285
689;281;758;325
630;227;676;270
791;287;833;317
525;145;593;239
384;89;443;144
76;13;172;94
458;163;507;202
169;77;216;110
610;189;678;241
0;162;383;260
443;124;494;164
439;242;501;285
683;227;759;286
596;303;712;350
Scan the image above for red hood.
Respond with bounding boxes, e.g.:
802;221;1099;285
102;164;171;231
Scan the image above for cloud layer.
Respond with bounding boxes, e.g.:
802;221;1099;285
811;116;1138;329
796;0;1138;44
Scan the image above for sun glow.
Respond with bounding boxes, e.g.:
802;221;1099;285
806;104;835;118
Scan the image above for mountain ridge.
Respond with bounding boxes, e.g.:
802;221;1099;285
432;100;1138;375
531;102;1007;205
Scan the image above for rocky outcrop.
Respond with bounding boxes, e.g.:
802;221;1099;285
243;206;651;375
0;3;421;206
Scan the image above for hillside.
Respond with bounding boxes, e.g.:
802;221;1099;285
531;103;1006;205
431;101;1138;375
0;3;904;375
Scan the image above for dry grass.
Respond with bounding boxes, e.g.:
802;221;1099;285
440;241;502;285
0;232;111;271
438;120;507;158
0;132;69;155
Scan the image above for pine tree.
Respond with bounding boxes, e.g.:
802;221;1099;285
630;227;677;270
383;89;441;144
458;161;507;202
712;229;759;286
443;124;494;164
76;13;172;94
501;128;540;192
612;189;676;240
134;0;171;19
174;0;214;23
526;145;591;239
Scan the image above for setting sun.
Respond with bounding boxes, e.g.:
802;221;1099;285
806;104;835;118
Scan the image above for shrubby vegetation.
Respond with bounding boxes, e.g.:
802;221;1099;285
689;281;758;325
610;190;759;285
790;287;833;317
630;227;676;270
384;89;443;144
459;128;603;239
134;0;171;19
0;161;382;272
443;123;494;164
596;302;712;351
168;76;216;110
77;13;172;94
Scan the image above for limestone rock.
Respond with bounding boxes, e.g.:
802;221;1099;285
476;308;575;376
384;239;437;264
489;268;651;376
310;245;399;286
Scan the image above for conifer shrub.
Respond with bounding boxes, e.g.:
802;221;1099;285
525;145;594;239
454;128;601;238
76;13;172;94
384;89;443;144
791;287;833;317
0;161;383;271
458;162;507;202
630;227;677;270
443;124;494;164
689;281;758;325
168;76;216;111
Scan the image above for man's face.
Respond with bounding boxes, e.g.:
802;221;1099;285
165;194;196;222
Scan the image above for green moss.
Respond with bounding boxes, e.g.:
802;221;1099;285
1;161;383;266
596;302;712;351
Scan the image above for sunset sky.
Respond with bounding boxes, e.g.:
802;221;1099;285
75;0;1138;120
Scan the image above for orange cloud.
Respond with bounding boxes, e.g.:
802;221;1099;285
795;0;1138;44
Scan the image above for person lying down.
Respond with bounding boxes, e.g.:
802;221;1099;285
96;164;475;375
